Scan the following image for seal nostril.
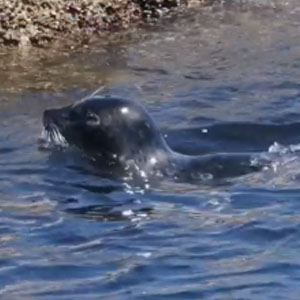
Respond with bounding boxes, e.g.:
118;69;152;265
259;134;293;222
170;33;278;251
61;112;70;120
43;110;50;118
44;124;51;131
43;110;52;127
43;109;60;128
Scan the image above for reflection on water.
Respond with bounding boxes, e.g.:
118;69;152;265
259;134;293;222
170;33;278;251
1;0;300;299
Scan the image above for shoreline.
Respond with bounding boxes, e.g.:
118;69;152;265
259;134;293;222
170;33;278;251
0;0;211;48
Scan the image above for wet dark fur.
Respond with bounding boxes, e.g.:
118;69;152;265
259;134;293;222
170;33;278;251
42;97;262;181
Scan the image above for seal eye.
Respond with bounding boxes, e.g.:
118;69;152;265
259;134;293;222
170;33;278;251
86;112;100;126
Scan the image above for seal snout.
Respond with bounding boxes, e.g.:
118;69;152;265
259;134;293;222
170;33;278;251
40;108;69;149
43;107;70;130
43;109;55;129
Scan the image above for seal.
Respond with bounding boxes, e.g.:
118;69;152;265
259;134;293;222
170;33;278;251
41;96;263;181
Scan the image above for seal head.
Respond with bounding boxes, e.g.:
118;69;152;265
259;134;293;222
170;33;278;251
43;97;171;176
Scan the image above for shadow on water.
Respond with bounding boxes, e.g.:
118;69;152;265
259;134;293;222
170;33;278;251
66;201;153;222
1;0;300;299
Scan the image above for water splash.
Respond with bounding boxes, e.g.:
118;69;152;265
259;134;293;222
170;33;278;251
268;141;300;155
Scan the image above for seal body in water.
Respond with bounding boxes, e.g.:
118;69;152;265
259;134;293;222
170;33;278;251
42;97;262;181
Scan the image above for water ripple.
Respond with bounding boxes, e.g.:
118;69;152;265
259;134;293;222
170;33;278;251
1;1;300;299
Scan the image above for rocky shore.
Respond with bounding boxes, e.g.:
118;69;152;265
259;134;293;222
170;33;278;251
0;0;209;47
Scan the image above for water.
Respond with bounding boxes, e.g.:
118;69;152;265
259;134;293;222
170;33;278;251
1;1;300;299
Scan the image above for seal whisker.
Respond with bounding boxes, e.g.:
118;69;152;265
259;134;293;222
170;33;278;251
75;85;106;106
39;124;68;150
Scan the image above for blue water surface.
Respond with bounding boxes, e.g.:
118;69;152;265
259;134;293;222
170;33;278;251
1;1;300;299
